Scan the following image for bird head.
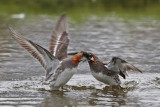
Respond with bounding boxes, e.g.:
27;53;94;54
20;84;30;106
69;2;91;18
72;51;90;66
109;57;126;65
82;52;97;63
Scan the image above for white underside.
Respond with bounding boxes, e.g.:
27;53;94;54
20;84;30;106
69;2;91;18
91;71;120;86
50;68;77;90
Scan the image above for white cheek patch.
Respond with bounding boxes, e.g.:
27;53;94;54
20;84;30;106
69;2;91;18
90;57;94;61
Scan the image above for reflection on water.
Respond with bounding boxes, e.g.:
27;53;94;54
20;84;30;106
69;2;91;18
0;15;160;107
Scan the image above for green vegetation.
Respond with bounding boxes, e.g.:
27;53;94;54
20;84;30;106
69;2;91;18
0;0;160;21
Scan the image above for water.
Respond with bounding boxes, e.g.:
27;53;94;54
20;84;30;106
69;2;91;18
0;15;160;107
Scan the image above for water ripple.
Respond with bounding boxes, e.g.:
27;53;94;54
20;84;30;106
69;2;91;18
0;16;160;107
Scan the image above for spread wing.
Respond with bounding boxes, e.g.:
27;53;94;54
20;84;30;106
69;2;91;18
118;60;142;79
122;62;142;73
49;14;69;60
8;26;60;77
107;57;142;79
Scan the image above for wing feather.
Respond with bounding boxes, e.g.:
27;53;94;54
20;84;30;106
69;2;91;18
122;63;142;73
49;14;69;60
8;26;59;77
107;57;142;79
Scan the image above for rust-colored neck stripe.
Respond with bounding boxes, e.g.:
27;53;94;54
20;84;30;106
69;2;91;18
92;55;96;64
72;53;82;66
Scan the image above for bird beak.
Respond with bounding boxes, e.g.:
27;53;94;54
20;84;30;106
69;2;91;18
80;57;88;62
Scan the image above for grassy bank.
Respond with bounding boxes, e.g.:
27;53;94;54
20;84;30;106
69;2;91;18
0;0;160;22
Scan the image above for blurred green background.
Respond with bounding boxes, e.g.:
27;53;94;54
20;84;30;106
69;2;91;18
0;0;160;20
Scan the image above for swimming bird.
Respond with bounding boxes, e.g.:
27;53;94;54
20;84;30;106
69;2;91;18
85;52;121;86
8;15;88;90
85;53;142;86
106;57;142;79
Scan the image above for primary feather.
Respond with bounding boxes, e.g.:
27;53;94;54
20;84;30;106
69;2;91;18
8;26;60;77
49;14;69;60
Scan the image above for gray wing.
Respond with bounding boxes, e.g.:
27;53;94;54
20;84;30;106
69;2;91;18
122;62;142;73
107;57;142;79
8;26;60;77
107;64;126;79
49;14;69;60
46;67;63;81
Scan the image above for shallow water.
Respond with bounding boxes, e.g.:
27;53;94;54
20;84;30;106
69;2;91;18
0;15;160;107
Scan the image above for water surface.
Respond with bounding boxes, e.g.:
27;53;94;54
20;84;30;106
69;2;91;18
0;15;160;107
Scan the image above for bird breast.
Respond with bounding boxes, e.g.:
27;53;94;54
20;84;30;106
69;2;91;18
91;71;120;86
50;68;77;88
